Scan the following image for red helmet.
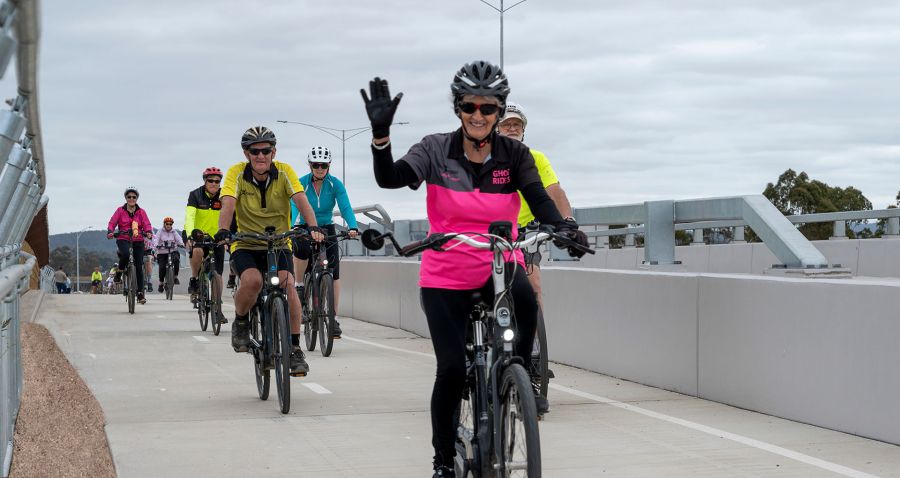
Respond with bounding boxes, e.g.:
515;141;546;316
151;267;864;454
203;167;222;179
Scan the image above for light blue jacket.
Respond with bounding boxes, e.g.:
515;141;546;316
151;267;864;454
291;173;358;229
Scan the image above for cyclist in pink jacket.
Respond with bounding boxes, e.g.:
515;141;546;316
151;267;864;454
107;186;153;304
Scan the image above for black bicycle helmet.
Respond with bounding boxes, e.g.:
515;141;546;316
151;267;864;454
240;126;277;149
450;60;510;112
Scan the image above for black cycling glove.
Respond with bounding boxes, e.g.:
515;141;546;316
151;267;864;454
360;77;403;139
213;229;231;243
554;220;590;258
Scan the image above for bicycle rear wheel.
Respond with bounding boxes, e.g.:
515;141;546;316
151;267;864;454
318;274;335;357
127;264;136;314
250;306;269;400
165;263;174;300
530;307;549;401
197;276;209;331
303;275;317;351
498;364;541;477
211;274;223;336
271;296;292;414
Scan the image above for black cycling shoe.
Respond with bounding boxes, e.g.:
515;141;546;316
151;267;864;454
289;346;310;376
231;319;251;352
157;284;164;293
174;277;180;285
146;282;153;292
137;292;147;305
216;314;228;325
114;271;122;283
226;276;236;289
432;466;455;478
534;394;550;417
332;320;342;338
547;367;556;379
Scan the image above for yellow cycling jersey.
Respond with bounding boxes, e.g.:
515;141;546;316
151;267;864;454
517;149;559;227
221;160;304;251
91;271;103;282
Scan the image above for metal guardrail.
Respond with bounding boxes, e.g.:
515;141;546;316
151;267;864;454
0;1;44;475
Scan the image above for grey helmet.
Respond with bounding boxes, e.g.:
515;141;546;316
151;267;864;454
240;126;277;148
450;61;510;113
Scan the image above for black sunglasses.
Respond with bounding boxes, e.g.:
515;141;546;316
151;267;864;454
206;179;221;184
459;102;501;116
164;222;173;225
126;195;137;199
248;147;273;156
310;162;330;170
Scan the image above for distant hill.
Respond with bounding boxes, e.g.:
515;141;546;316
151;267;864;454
50;230;121;254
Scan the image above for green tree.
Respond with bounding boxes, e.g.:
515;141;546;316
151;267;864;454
761;169;872;240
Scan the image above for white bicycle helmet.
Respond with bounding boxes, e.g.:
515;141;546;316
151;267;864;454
307;146;332;163
124;186;139;198
501;102;527;129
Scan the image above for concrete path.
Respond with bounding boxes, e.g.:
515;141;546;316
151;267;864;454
35;294;900;477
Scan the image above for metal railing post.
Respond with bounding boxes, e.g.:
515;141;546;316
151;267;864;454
643;200;675;264
692;228;704;245
733;225;746;243
886;217;900;238
0;164;33;244
11;185;39;244
830;220;847;240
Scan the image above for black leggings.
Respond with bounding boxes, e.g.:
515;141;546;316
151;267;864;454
116;239;145;292
421;264;537;464
156;252;180;281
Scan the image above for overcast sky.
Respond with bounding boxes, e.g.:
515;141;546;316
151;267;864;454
16;0;900;234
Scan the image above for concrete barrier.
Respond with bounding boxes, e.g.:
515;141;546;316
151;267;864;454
340;258;900;445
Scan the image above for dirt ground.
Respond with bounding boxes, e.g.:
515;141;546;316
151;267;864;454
9;322;116;478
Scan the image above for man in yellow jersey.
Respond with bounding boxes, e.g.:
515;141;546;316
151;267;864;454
185;167;225;314
215;126;323;377
498;102;576;416
499;102;575;302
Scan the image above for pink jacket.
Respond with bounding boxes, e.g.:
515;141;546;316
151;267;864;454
107;205;152;242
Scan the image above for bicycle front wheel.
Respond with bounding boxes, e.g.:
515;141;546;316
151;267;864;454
250;306;269;400
271;296;291;414
127;265;136;314
211;275;223;336
303;275;317;351
530;307;549;401
165;264;174;300
197;276;209;331
499;363;541;477
318;274;335;357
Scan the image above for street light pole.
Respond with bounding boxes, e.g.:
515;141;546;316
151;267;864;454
75;226;92;294
479;0;528;69
276;120;409;189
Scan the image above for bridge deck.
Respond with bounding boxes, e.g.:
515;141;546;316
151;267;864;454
34;294;900;477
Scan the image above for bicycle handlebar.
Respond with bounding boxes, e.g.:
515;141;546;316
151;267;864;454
380;230;595;258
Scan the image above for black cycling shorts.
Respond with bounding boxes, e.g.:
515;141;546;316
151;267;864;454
231;248;293;278
192;244;225;275
292;224;341;280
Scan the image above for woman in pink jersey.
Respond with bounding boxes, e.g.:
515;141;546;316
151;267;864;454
362;61;588;477
106;186;153;304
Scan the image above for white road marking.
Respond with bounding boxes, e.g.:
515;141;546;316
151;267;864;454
88;353;97;359
342;336;435;359
350;332;877;478
156;315;166;319
302;383;332;395
192;336;210;342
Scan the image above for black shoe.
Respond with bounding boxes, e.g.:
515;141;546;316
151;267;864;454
231;319;251;352
547;368;556;379
290;346;309;376
114;271;122;283
147;282;153;292
138;292;147;305
432;466;455;478
332;320;342;338
188;277;198;295
216;314;228;325
174;277;180;285
226;277;236;289
158;284;164;293
535;394;550;417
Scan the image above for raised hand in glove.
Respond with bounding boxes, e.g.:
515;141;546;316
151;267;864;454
554;219;590;258
360;77;403;140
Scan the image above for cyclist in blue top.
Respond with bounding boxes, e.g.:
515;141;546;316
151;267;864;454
291;146;359;338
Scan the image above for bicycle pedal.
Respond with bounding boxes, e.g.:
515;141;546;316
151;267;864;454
289;371;307;377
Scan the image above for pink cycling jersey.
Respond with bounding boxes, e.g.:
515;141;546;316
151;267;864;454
107;205;151;242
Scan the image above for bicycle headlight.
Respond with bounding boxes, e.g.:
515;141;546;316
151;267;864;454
322;259;329;266
503;329;515;342
269;276;280;286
